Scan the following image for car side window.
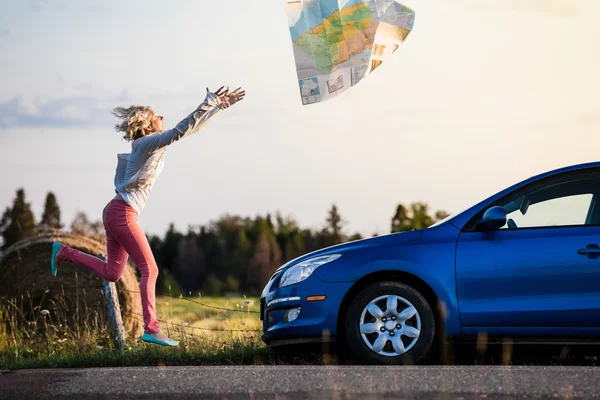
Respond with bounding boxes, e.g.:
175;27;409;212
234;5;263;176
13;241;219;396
502;193;593;229
493;172;600;230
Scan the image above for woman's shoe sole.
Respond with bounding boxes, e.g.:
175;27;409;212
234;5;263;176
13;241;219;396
141;333;179;347
50;242;62;277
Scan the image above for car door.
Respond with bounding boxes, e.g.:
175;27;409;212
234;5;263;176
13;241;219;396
455;170;600;334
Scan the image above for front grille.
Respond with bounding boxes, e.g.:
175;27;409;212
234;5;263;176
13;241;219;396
260;298;265;321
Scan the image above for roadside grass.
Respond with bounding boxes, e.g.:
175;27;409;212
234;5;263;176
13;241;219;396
0;294;303;370
1;294;598;370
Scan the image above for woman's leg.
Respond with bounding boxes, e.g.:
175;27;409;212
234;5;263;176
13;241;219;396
54;200;171;342
56;230;129;282
100;201;161;335
55;202;130;282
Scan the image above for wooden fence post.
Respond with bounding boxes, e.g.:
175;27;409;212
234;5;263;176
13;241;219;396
97;254;127;352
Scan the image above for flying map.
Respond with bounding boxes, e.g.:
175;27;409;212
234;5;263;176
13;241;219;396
286;0;415;105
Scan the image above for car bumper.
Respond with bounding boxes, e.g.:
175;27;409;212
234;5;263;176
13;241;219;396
260;273;354;347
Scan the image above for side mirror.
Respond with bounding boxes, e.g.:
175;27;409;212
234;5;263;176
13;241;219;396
477;206;507;231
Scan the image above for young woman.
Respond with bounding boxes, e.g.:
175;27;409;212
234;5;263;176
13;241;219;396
50;86;245;347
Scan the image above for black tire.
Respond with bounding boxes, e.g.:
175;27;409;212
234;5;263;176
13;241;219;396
344;281;435;365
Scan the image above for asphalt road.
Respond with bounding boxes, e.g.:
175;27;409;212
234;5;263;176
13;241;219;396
1;365;599;400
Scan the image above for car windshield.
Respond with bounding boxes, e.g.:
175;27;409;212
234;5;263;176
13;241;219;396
428;204;472;228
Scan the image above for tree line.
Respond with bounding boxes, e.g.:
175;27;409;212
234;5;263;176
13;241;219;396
0;188;450;296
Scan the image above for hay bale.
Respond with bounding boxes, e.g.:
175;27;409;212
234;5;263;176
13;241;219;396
0;231;143;337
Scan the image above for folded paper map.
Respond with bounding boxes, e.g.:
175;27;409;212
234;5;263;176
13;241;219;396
286;0;415;105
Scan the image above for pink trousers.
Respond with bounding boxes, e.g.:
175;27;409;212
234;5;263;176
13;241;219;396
57;199;160;334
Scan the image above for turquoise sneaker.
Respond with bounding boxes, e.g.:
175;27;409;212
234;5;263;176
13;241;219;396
141;333;179;347
50;242;62;277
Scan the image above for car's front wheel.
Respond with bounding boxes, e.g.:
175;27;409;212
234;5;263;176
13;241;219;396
344;281;435;365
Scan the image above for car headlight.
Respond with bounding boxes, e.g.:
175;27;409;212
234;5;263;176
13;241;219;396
279;254;341;288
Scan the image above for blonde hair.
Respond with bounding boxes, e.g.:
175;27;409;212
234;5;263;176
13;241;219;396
111;105;153;142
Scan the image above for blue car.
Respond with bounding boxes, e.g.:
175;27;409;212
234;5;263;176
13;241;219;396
260;161;600;364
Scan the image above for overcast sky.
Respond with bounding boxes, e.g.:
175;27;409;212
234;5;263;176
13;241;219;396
1;0;598;238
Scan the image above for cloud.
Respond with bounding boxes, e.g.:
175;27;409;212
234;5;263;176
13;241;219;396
0;94;127;130
86;5;110;14
0;87;213;131
28;0;67;12
26;1;106;14
28;0;41;11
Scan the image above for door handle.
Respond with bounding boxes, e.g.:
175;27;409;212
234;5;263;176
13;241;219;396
578;244;600;259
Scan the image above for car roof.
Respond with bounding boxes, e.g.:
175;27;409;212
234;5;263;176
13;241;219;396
533;161;600;178
443;161;600;230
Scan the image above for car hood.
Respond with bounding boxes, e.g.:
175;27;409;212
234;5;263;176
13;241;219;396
274;229;425;273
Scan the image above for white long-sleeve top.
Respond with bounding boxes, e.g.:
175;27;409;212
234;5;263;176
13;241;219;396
113;92;225;214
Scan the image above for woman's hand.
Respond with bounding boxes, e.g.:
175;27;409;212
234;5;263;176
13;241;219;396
207;86;231;108
225;87;246;106
206;86;246;109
